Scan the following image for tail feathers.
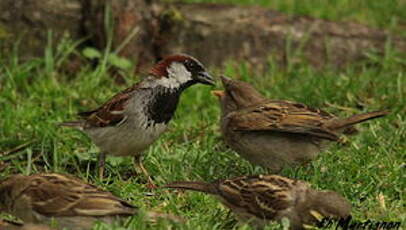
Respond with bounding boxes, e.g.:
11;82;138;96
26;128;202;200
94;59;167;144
58;121;85;129
328;110;389;130
163;181;217;195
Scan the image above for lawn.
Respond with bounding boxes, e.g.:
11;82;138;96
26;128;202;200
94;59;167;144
0;0;405;229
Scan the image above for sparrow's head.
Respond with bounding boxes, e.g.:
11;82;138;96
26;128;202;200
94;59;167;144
150;54;214;88
212;76;265;114
302;190;351;225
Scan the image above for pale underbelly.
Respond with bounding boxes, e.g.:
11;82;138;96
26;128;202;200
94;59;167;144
86;123;167;157
225;130;324;172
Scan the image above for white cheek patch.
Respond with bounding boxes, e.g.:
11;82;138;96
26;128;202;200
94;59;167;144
156;62;192;89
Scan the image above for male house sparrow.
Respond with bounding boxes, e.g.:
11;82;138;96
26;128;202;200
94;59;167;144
0;173;183;230
60;54;214;182
213;76;388;172
165;175;351;230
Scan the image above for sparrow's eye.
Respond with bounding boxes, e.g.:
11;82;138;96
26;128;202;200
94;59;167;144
184;60;194;69
184;60;203;73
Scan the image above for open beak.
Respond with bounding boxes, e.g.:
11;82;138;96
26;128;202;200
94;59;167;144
197;71;215;86
211;90;225;98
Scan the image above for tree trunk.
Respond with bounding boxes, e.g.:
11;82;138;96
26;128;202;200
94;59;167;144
0;0;404;72
0;0;83;59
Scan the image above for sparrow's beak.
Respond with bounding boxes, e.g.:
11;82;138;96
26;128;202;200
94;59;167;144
211;90;225;98
196;71;215;86
220;75;232;86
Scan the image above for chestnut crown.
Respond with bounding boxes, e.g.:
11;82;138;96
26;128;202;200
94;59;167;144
149;54;214;88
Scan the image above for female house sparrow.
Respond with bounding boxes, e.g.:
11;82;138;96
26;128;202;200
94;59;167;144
213;76;388;172
60;54;214;182
0;173;183;230
165;175;351;230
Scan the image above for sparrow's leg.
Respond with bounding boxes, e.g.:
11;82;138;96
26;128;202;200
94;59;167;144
133;156;156;189
98;152;106;180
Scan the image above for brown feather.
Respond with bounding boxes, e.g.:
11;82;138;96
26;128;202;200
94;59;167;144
77;84;140;128
68;54;203;129
165;175;350;229
149;54;197;78
216;76;388;173
166;175;296;220
0;173;136;219
228;101;340;141
163;181;217;194
326;110;389;130
0;220;54;230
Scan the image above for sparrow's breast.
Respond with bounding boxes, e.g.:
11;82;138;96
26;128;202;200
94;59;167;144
221;116;323;172
85;88;181;157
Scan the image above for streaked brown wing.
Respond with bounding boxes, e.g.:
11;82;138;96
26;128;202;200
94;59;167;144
249;175;296;218
218;175;295;219
227;101;340;141
27;174;135;217
78;83;141;128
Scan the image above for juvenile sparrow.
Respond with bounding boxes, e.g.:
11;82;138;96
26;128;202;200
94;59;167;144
213;76;388;172
0;173;183;230
0;220;54;230
60;54;214;183
165;175;351;230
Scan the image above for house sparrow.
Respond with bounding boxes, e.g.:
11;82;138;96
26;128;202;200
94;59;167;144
212;76;389;172
0;173;183;230
0;219;54;230
164;174;351;230
60;54;214;183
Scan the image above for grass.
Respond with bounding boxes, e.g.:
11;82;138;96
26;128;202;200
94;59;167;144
0;1;405;229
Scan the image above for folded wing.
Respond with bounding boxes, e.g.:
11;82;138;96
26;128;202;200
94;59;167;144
227;100;340;141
